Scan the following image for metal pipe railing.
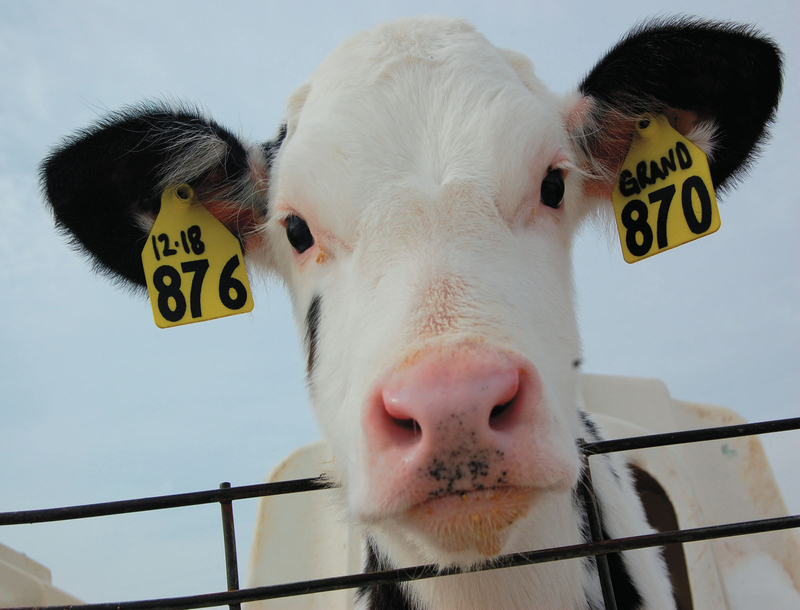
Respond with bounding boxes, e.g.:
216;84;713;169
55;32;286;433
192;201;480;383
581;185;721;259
1;416;798;610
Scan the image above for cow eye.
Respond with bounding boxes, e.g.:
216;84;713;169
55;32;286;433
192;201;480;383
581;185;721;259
540;168;565;209
285;215;315;253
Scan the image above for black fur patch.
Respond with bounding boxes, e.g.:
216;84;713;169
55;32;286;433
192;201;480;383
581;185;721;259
602;534;643;609
579;411;622;484
576;468;644;610
580;17;783;192
357;540;414;610
578;410;602;442
305;295;322;378
262;123;287;163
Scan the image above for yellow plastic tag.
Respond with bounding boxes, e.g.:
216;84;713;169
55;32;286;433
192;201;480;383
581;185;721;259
612;114;720;263
141;184;254;328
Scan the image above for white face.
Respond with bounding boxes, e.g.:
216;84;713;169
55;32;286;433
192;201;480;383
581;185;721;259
262;18;591;566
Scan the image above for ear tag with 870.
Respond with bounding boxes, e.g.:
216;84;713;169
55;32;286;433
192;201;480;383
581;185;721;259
141;184;254;328
612;114;720;263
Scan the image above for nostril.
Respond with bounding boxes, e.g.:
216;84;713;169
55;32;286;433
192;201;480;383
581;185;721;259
489;398;515;429
490;399;513;420
391;416;421;434
380;393;424;445
487;368;521;431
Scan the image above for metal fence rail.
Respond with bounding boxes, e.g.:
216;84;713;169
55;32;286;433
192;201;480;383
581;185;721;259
2;417;799;610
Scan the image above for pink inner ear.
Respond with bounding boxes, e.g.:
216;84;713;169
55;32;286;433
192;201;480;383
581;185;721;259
564;97;699;199
567;98;705;201
662;108;700;136
564;96;595;135
191;149;270;252
566;95;636;200
203;198;261;241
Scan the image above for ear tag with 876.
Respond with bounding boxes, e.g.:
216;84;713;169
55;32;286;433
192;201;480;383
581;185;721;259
141;184;254;328
612;114;720;263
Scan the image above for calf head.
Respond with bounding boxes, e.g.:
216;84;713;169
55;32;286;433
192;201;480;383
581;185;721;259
43;16;781;580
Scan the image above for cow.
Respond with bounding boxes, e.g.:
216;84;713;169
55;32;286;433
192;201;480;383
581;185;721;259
40;16;782;610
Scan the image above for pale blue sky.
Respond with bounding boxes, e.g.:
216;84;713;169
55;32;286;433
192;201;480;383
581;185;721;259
1;0;797;603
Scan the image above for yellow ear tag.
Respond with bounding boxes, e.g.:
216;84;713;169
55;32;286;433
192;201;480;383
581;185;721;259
141;184;254;328
612;114;720;263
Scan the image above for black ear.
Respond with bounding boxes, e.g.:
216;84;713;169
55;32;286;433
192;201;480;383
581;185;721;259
576;17;783;193
41;104;284;288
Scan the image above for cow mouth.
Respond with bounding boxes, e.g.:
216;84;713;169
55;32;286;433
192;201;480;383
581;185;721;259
404;486;538;557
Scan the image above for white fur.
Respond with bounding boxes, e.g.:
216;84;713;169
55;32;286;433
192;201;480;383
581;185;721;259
256;17;675;609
